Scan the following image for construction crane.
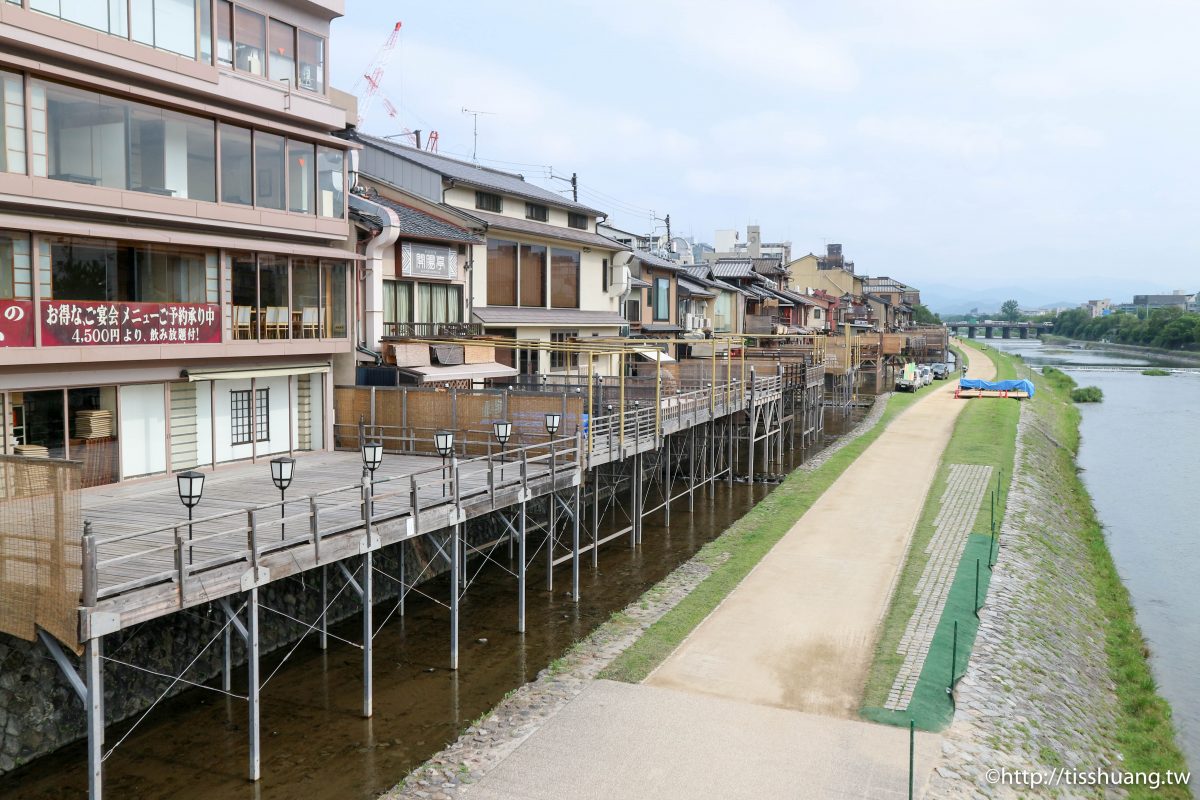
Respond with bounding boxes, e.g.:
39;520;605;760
352;21;402;128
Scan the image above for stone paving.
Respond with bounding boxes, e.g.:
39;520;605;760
885;463;993;711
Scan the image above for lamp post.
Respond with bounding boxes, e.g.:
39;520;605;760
435;430;454;498
176;470;205;565
270;457;295;541
492;420;512;464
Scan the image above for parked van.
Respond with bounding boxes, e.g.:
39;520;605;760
895;362;919;392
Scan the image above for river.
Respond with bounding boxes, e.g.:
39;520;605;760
987;337;1199;772
0;407;866;799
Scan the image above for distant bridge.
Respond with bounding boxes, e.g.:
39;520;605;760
946;321;1054;340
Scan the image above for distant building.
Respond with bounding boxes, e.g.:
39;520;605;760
1130;291;1195;311
703;225;791;264
1083;299;1112;318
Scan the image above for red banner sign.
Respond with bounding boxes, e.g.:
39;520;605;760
0;299;34;347
40;300;222;346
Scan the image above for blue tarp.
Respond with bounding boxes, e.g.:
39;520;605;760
958;378;1036;397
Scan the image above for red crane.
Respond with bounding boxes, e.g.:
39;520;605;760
353;21;402;127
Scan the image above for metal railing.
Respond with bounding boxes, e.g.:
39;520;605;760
382;321;485;339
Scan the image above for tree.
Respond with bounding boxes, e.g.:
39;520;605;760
913;304;942;325
1000;299;1021;322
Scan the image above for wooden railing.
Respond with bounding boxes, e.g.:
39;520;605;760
382;321;484;339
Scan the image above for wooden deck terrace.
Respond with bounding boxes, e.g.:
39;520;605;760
79;440;582;640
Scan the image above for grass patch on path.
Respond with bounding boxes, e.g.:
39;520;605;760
860;341;1019;728
599;374;946;684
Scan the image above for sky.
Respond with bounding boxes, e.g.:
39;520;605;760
329;2;1200;310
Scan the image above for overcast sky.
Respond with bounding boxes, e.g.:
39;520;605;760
330;2;1200;305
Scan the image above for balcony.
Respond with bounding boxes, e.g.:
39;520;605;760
382;322;485;339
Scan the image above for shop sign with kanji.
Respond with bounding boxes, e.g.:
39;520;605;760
40;301;221;346
0;300;34;347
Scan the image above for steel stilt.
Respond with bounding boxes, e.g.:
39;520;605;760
362;550;373;718
517;502;527;633
248;586;261;782
450;526;460;670
571;481;581;602
85;636;103;800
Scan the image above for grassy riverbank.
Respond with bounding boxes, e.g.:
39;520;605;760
600;377;944;684
860;341;1017;727
1035;359;1191;796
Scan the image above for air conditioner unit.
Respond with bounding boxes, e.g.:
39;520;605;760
701;317;712;330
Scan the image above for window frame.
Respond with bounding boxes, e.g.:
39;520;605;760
475;191;503;213
550;330;579;370
653;276;670;321
230;386;269;445
525;202;548;222
567;212;588;230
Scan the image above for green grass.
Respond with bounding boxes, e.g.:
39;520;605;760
861;341;1020;727
600;375;945;684
1141;368;1171;376
1071;385;1104;403
1035;366;1190;798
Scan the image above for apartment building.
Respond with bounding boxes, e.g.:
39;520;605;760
349;133;628;377
0;0;354;484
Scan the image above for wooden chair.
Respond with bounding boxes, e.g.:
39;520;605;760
266;306;289;339
233;306;252;339
301;306;320;338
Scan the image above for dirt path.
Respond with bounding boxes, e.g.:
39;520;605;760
646;343;996;717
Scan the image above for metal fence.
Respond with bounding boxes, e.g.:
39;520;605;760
0;454;82;651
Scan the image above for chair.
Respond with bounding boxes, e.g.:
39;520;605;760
233;306;252;339
301;306;320;338
266;306;289;339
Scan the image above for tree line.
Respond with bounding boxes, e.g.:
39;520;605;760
1052;306;1200;350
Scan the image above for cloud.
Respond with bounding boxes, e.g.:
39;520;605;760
855;115;1017;159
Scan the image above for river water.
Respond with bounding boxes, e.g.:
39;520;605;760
0;408;866;799
987;337;1199;772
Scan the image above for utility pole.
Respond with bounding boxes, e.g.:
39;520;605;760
549;170;578;202
461;108;494;163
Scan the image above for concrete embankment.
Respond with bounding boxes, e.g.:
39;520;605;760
925;357;1190;799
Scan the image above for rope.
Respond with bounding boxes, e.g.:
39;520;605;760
101;655;247;701
259;569;362;690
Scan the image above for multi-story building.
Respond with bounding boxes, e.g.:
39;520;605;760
348;133;628;377
0;0;354;483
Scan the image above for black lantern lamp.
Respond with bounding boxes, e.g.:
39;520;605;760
176;470;205;564
270;456;295;541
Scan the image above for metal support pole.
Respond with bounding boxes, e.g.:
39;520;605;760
450;525;460;670
591;476;600;568
85;636;103;800
248;586;261;782
399;543;406;617
663;435;671;527
517;501;527;633
688;425;696;512
546;441;555;592
319;565;328;649
727;410;735;487
362;550;373;718
571;480;581;602
631;451;641;547
222;625;232;692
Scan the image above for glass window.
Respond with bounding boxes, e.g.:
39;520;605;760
1;230;32;299
568;212;588;230
1;70;25;175
322;261;346;337
287;139;315;214
199;0;213;64
550;331;578;370
297;31;324;93
292;257;321;338
216;1;233;67
48;237;208;303
231;388;268;444
258;254;288;338
130;0;196;58
551;249;580;309
254;131;285;210
316;146;344;218
383;279;412;332
234;7;266;75
19;389;67;460
475;191;502;212
519;243;545;307
31;0;129;37
418;283;462;324
230;252;256;339
525;203;548;221
269;19;296;84
486;239;517;307
653;277;670;320
219;123;252;204
128;104;215;200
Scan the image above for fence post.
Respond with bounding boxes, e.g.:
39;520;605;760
174;525;185;605
310;496;320;563
410;475;420;537
81;521;97;607
247;509;258;574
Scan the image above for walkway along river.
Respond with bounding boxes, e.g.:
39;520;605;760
0;407;866;800
988;337;1199;773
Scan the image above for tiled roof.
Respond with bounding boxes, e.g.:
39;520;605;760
468;209;627;250
365;195;484;244
678;278;716;298
634;249;681;270
473;306;627;326
711;259;756;278
629;276;652;289
751;256;786;275
353;132;604;216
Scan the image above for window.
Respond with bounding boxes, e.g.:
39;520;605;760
653;277;670;321
525;202;548;222
253;131;285;210
418;283;462;324
269;19;296;84
1;70;25;175
567;212;588;230
292;257;320;337
297;30;325;93
231;388;268;445
475;191;502;213
551;249;580;309
316;146;344;218
287;139;315;214
257;254;287;338
219;123;252;205
234;6;266;75
29;1;207;59
550;331;578;370
519;243;545;308
383;280;412;329
486;239;517;306
35;79;216;200
199;0;212;64
216;1;233;66
48;237;212;304
601;257;608;293
1;230;32;299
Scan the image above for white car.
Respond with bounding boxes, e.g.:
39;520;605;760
918;365;933;386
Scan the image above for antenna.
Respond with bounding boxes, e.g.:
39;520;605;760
461;108;495;163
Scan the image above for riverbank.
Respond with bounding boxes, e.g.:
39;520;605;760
1041;335;1200;367
925;347;1190;799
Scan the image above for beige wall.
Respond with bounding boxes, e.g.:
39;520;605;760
787;255;860;298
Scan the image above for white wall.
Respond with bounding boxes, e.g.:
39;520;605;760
212;376;292;463
119;383;167;478
196;380;213;466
